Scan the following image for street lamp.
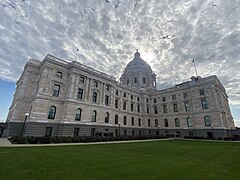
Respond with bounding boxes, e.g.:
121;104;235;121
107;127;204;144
211;124;215;139
118;122;121;137
230;127;233;137
157;124;160;136
21;113;29;136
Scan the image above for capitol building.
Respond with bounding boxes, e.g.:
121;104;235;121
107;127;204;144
4;51;235;138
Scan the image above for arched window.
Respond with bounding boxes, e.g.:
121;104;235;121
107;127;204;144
123;116;127;125
105;112;109;123
92;110;97;122
155;119;158;127
115;115;118;124
164;119;169;127
175;118;180;127
187;117;192;127
48;106;56;119
75;108;82;121
204;116;211;126
138;118;141;126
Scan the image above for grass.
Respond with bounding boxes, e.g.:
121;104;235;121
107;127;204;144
0;140;240;180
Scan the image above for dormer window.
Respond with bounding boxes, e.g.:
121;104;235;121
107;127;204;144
56;71;62;79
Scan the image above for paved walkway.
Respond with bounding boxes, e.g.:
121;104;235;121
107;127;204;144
0;138;172;148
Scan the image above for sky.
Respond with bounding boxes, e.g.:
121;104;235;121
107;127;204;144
0;0;239;126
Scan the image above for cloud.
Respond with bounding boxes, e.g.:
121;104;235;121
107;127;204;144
0;0;240;109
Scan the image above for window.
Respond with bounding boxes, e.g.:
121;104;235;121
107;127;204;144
124;130;127;136
123;93;126;97
154;98;157;103
91;128;95;136
94;81;98;88
132;130;135;136
92;92;97;102
204;116;211;126
52;84;60;97
148;119;151;127
187;117;192;127
143;78;146;83
134;77;137;83
92;110;97;122
115;99;119;108
138;118;141;126
77;88;83;100
123;101;127;110
175;118;180;127
147;106;149;114
183;93;188;99
127;79;129;85
105;95;109;106
123;116;127;125
137;105;140;113
154;106;158;114
139;130;141;136
105;112;109;123
106;85;110;91
184;102;190;111
155;119;158;127
56;71;62;79
172;95;176;101
73;128;80;137
146;98;149;103
199;89;205;96
131;103;134;111
45;127;53;137
162;97;166;101
164;119;169;127
48;106;56;119
173;104;178;112
115;90;119;96
115;115;118;124
163;105;167;113
131;95;133;100
201;99;208;109
131;117;134;126
75;108;82;121
79;76;85;83
137;97;139;101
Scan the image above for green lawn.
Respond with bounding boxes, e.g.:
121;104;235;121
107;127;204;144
0;140;240;180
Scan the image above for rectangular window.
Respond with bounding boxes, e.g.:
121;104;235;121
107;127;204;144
52;84;60;97
123;101;127;110
115;99;119;108
91;128;95;136
106;85;110;91
147;106;149;114
80;76;85;83
137;97;139;101
163;105;167;113
162;97;166;101
173;104;178;112
105;95;109;106
131;103;134;111
154;106;158;114
154;98;157;103
148;119;151;127
45;127;53;137
143;78;146;83
137;105;140;113
131;117;134;126
77;88;83;100
73;128;80;137
134;77;137;83
132;130;135;136
131;95;133;100
127;79;129;85
146;98;149;103
201;99;208;109
92;92;97;102
94;81;98;88
172;95;176;101
199;89;205;96
115;90;118;96
184;102;190;111
56;71;62;79
183;93;188;99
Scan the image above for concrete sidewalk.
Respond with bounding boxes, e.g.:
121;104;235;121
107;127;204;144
0;138;173;148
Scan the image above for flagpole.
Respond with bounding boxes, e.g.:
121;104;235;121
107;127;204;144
192;58;198;77
75;48;79;61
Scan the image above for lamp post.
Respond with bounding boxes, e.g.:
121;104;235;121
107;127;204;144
21;113;29;136
230;127;233;138
118;122;121;137
157;125;160;136
211;125;215;139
